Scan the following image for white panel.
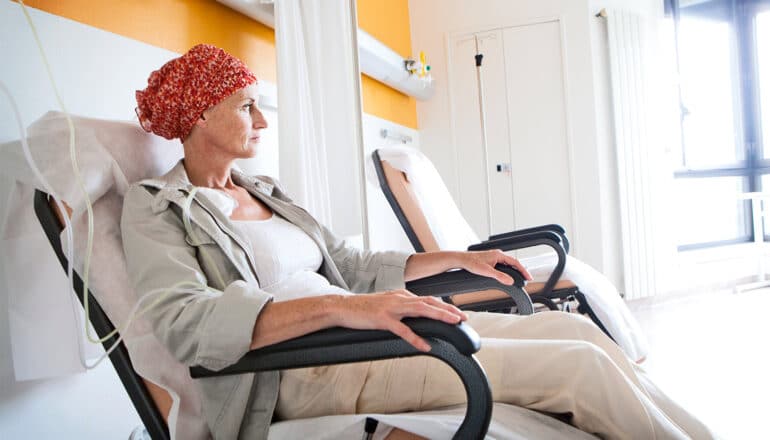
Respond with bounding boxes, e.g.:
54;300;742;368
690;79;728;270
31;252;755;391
502;21;574;234
605;10;676;299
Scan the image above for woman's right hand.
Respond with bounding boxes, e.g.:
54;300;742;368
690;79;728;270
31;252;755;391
332;290;468;352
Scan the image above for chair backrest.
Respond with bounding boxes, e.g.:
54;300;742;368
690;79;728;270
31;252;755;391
371;149;440;252
371;147;480;252
33;190;170;440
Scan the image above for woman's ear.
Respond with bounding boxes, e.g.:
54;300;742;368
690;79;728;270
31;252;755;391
194;111;208;129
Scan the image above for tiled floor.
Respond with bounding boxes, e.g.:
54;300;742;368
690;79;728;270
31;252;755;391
628;288;770;439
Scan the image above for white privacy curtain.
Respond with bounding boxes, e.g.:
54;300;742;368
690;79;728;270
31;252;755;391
274;0;366;239
606;10;678;300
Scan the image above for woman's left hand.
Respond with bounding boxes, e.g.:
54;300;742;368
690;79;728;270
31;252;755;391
458;249;532;285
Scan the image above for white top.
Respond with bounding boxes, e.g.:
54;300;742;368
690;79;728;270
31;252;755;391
231;214;350;301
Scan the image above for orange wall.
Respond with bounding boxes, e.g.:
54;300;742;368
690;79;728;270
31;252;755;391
15;0;417;128
19;0;277;83
357;0;417;129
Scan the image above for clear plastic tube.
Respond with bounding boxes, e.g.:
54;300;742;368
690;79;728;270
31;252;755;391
10;0;221;370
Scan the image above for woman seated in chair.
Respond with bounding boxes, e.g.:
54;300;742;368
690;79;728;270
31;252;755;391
122;44;713;440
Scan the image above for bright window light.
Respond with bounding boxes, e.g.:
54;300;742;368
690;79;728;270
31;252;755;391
679;17;742;168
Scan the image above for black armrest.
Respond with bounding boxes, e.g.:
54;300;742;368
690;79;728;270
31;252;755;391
190;318;479;377
487;224;570;254
468;232;567;299
470;230;563;252
406;264;533;315
189;318;492;439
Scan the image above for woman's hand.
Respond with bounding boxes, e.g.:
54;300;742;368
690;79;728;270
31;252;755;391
458;249;533;285
404;250;532;284
332;290;468;352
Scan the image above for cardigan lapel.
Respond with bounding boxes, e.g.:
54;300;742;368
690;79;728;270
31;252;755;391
143;162;260;285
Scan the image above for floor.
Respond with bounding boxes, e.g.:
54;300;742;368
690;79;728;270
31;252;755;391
628;288;770;440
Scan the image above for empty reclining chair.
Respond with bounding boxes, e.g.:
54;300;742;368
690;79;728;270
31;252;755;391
370;146;651;361
370;149;600;319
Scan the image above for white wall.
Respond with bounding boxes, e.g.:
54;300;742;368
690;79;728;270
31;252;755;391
409;0;662;289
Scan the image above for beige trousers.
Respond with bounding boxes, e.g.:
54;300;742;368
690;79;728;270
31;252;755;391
277;311;713;440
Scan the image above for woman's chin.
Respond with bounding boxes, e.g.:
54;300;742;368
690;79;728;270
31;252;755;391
240;141;260;157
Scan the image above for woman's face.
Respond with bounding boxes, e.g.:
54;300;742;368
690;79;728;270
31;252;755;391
197;83;267;159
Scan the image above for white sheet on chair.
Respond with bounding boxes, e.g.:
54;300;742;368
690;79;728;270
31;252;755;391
0;112;207;438
365;145;478;251
368;146;649;362
269;403;596;439
0;183;96;380
0;111;177;381
524;254;649;362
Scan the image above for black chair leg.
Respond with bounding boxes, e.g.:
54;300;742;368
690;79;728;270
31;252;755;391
574;292;615;342
530;294;560;311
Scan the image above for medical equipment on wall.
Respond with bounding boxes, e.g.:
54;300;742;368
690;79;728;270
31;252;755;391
473;35;494;237
404;50;433;87
5;0;218;370
379;128;413;144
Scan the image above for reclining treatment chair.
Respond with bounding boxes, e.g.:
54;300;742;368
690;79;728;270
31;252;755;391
14;112;595;439
371;147;612;339
33;189;526;439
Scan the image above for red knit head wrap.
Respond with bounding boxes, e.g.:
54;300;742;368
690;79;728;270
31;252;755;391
135;44;257;141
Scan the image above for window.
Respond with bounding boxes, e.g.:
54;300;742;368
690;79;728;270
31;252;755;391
669;0;770;249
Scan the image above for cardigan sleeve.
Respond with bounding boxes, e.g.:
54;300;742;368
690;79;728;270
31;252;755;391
319;223;412;293
121;184;273;371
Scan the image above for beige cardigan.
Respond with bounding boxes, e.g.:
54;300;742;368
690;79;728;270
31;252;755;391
121;161;411;439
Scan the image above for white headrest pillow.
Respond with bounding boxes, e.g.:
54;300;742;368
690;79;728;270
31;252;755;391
0;111;183;216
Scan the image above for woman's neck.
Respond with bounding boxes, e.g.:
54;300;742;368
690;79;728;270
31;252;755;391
182;147;236;190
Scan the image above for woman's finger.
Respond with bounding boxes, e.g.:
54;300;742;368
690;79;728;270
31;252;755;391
422;295;465;316
403;291;468;321
388;321;431;352
469;260;515;285
498;253;533;280
398;300;461;324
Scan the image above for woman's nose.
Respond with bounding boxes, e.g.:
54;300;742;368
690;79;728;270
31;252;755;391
253;109;268;129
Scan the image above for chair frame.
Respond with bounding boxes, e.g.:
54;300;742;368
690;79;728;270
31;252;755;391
33;189;534;439
34;190;170;439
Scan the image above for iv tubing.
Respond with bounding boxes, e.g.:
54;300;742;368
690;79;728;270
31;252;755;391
11;0;223;369
17;0;99;348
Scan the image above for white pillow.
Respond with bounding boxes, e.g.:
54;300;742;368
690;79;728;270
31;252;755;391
0;111;183;216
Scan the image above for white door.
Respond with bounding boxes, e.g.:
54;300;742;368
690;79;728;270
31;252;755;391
449;20;574;241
